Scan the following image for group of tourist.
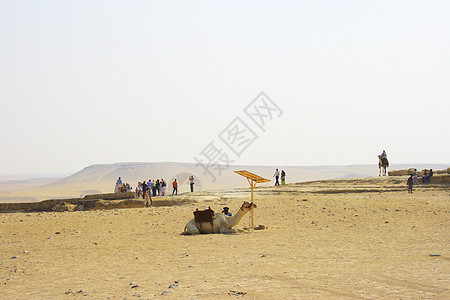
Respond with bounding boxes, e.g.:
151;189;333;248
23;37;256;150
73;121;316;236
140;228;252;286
136;179;169;198
114;177;133;193
273;169;286;186
114;176;196;206
411;169;434;185
407;169;434;193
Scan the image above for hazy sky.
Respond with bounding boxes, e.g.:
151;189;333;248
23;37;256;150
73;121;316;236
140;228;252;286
1;0;449;175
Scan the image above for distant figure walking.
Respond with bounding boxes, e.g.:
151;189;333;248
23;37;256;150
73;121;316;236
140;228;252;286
378;150;389;176
189;175;195;192
116;177;123;185
407;174;414;193
273;169;280;186
281;170;286;185
172;179;178;195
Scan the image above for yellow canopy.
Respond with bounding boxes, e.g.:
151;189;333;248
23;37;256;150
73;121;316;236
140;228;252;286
234;170;270;183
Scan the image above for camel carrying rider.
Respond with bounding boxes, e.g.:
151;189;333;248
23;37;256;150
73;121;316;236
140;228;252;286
380;150;389;167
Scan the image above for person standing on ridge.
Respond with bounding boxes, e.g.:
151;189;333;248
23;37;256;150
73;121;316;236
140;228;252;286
413;169;418;185
281;170;286;185
273;169;280;186
172;179;178;195
189;175;195;192
142;181;147;199
148;179;153;195
407;174;414;193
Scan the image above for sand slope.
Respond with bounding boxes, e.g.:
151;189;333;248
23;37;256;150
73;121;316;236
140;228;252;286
0;177;448;299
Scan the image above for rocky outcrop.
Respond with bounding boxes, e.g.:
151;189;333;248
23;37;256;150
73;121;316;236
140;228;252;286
388;168;449;177
82;192;136;200
429;174;450;184
0;192;193;212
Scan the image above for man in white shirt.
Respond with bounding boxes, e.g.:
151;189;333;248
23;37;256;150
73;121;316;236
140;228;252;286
273;169;280;186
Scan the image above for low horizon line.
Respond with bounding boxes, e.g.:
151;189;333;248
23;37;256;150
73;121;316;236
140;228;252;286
1;161;448;178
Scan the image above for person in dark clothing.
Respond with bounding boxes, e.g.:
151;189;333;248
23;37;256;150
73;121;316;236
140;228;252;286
189;175;194;192
407;175;413;193
281;170;286;185
142;181;147;199
427;169;433;183
155;179;160;196
152;181;157;196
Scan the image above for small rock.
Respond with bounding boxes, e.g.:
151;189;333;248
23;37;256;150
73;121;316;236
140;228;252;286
55;232;61;234
76;289;83;293
64;289;71;294
11;256;18;259
261;254;267;257
229;290;247;296
161;290;173;295
131;284;139;288
168;283;179;288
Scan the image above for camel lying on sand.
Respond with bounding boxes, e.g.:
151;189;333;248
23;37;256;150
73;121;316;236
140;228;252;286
182;201;256;234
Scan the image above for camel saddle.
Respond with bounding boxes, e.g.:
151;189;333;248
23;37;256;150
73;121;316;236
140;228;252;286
194;207;215;222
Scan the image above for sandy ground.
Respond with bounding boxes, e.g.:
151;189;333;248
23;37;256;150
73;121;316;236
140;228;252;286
0;177;449;299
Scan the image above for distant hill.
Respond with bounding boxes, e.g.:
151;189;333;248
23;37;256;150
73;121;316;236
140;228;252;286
0;162;447;202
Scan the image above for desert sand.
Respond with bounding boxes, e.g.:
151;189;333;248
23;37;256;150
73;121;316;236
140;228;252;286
0;176;449;299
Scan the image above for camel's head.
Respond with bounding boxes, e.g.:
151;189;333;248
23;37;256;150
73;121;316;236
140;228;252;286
240;201;257;211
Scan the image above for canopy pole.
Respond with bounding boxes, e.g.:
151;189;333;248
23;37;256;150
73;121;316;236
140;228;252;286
234;170;270;230
251;179;254;228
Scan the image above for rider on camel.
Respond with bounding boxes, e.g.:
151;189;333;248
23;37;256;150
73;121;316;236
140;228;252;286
380;150;389;168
